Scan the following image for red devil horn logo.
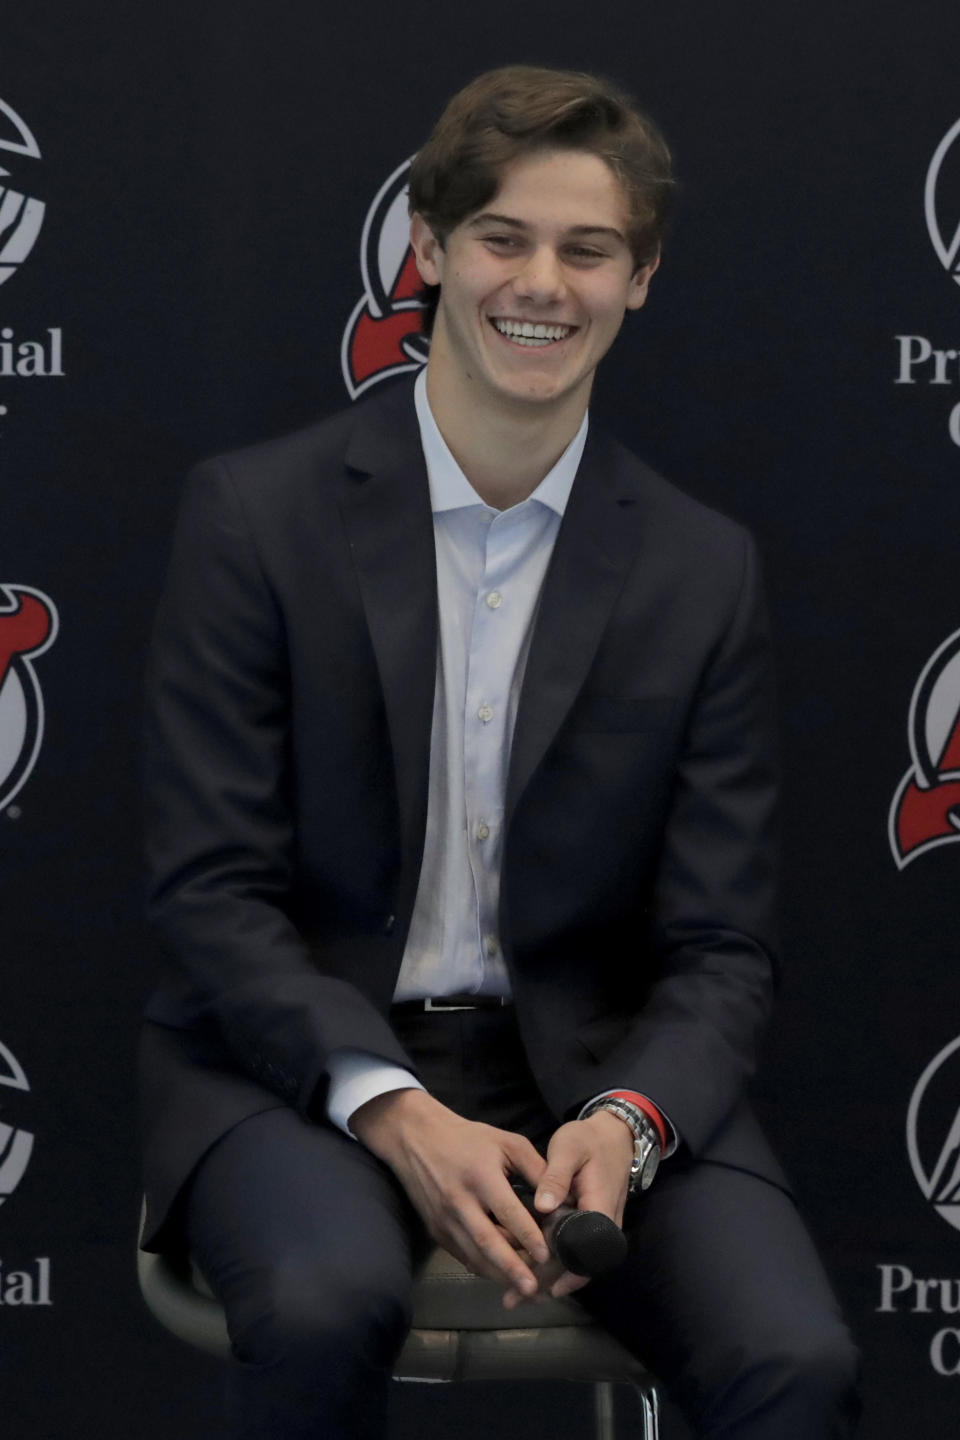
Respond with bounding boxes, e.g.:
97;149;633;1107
0;585;59;811
890;628;960;867
341;158;429;399
0;591;53;690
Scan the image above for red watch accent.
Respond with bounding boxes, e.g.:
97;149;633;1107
608;1091;667;1150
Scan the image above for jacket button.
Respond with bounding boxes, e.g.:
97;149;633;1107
384;914;396;935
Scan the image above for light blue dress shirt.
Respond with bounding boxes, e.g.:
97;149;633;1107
326;371;584;1132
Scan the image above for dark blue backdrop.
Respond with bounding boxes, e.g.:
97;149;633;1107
3;3;960;1434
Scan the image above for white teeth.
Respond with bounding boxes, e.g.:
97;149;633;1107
492;318;571;345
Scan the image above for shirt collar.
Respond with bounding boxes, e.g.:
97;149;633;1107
413;366;587;518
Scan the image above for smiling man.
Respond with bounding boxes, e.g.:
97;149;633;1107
409;146;655;507
141;66;860;1439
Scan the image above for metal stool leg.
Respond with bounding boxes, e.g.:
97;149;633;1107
594;1381;660;1440
593;1381;616;1440
634;1381;660;1440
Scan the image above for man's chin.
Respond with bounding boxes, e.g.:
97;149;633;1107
490;368;589;411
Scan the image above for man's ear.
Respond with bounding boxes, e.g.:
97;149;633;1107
625;250;661;311
409;213;444;287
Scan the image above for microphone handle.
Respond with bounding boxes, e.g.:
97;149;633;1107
539;1200;580;1252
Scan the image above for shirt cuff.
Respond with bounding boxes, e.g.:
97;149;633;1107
325;1048;425;1138
577;1089;678;1157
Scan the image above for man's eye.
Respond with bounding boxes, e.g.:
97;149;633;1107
568;247;606;261
484;235;520;248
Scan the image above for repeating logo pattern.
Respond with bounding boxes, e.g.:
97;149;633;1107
341;158;428;399
0;98;44;289
0;585;58;811
926;117;960;289
889;627;960;867
907;1034;960;1235
0;1038;32;1207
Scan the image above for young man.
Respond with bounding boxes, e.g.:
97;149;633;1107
141;66;859;1438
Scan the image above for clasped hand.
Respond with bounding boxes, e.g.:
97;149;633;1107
350;1090;633;1309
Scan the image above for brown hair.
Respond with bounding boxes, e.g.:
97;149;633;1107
408;65;675;335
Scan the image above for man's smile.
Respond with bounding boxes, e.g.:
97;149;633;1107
488;316;578;349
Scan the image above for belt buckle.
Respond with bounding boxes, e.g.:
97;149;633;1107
423;997;476;1012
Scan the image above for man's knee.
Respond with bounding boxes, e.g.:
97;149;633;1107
698;1322;861;1434
227;1254;413;1374
777;1324;861;1417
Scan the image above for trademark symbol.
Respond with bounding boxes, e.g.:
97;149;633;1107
6;805;21;819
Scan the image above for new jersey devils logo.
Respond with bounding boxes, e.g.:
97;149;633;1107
341;158;429;399
0;585;58;811
889;627;960;868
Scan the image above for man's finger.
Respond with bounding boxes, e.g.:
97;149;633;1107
571;1168;621;1222
503;1255;563;1309
450;1202;541;1296
550;1269;591;1300
535;1130;582;1213
490;1222;524;1251
488;1187;550;1266
502;1132;548;1191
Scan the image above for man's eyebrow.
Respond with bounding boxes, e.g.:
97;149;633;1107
466;213;527;230
466;212;626;243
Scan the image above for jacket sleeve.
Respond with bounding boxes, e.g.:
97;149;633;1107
144;458;415;1115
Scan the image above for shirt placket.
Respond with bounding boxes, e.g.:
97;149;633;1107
462;508;518;990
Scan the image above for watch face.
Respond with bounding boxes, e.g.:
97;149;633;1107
641;1147;660;1190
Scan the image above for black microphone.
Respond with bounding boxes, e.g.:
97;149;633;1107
512;1181;627;1278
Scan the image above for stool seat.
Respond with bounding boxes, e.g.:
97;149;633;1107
395;1247;652;1385
137;1204;659;1437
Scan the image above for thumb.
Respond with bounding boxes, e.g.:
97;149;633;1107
535;1132;582;1213
570;1168;613;1220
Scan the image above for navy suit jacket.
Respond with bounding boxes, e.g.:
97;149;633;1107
140;375;788;1249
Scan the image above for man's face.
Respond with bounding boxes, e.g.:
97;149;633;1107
410;148;657;412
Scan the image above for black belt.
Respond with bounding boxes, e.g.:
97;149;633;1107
392;994;511;1014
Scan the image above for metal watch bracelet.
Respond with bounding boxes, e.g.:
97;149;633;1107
581;1095;661;1193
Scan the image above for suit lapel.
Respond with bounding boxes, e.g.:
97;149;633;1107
337;386;646;867
505;426;647;829
338;381;437;877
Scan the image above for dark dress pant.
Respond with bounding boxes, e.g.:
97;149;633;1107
180;1009;860;1439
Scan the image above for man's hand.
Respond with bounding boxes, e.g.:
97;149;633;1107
350;1088;551;1301
501;1108;634;1308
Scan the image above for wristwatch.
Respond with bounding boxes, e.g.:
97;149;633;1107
581;1096;661;1193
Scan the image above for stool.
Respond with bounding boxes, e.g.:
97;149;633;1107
137;1206;660;1439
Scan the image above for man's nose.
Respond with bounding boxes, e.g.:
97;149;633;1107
513;246;566;303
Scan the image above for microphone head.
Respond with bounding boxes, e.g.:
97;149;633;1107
551;1209;628;1277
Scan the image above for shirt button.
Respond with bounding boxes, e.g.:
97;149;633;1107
485;935;500;957
477;703;494;723
476;821;490;841
486;591;503;609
